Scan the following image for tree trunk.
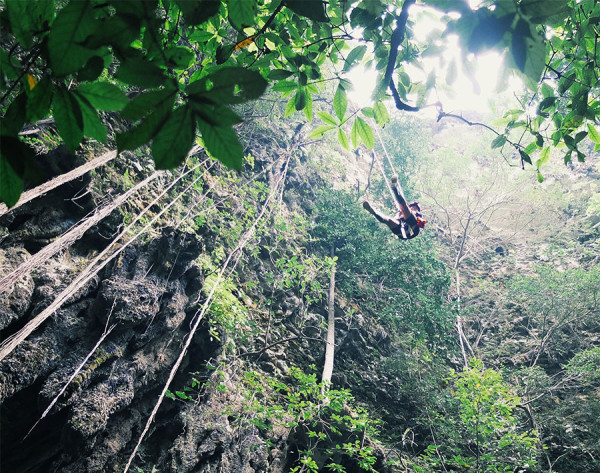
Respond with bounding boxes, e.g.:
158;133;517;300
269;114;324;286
321;245;336;394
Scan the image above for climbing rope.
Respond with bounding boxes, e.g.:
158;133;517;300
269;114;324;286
363;118;409;206
122;150;295;473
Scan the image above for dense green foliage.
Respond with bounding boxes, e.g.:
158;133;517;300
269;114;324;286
312;188;453;345
1;0;599;206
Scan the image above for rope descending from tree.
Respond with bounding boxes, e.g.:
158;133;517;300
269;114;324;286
369;120;409;205
0;158;209;362
122;151;294;473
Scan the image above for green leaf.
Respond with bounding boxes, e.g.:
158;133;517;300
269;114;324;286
166;46;194;70
0;137;32;207
333;84;347;121
73;94;107;143
574;131;588;144
227;0;255;29
563;134;575;148
536;170;544;183
117;96;175;152
338;128;350;150
188;67;268;104
121;88;177;121
174;0;220;25
308;124;336;138
25;78;54;122
511;28;527;72
1;93;27;136
587;123;600;144
519;149;532;165
351;118;360;148
197;119;244;170
284;0;327;22
541;82;554;99
355;117;374;149
216;43;236;65
48;0;97;76
468;12;513;53
53;88;84;151
521;0;570;25
152;105;195;169
284;96;296;117
303;91;313;121
294;89;307;111
268;69;294;81
6;0;55;48
115;57;166;88
491;135;507;149
538;96;557;111
77;56;106;82
373;101;389;127
558;72;575;95
361;107;374;118
190;102;242;127
316;111;338;126
76;82;128;111
536;147;550;169
519;20;546;89
271;80;298;94
343;45;367;72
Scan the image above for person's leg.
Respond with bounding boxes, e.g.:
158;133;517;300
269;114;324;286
363;201;400;231
390;176;411;220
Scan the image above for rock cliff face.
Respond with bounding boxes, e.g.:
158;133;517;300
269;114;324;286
0;129;397;473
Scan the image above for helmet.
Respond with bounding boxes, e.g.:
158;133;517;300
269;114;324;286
409;201;421;212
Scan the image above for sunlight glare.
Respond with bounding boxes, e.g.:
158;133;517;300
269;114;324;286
346;66;378;107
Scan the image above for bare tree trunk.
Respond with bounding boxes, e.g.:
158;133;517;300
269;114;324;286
0;150;118;217
321;245;336;394
0;171;162;294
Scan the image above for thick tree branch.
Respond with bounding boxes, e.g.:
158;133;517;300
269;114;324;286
384;0;419;112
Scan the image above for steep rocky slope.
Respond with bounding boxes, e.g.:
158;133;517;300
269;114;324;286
0;120;407;473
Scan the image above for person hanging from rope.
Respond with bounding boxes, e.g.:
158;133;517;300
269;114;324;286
362;175;426;240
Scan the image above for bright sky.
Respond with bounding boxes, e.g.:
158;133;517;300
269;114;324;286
345;2;523;115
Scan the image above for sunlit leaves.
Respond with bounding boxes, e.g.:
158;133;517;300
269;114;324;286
351;117;374;149
338;128;350;150
309;124;336;139
373;101;389;127
316;111;337;126
333;85;347;121
343;45;367;72
491;135;507;149
588;123;600;144
535;148;550;169
197;119;244;170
